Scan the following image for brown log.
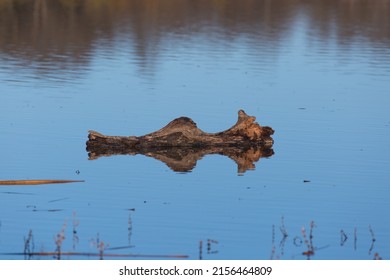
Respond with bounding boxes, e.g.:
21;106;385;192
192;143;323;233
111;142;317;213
86;110;274;173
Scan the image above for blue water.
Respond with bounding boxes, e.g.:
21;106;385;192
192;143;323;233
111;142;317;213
0;0;389;260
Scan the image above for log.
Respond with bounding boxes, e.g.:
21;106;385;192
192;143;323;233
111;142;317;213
86;110;274;173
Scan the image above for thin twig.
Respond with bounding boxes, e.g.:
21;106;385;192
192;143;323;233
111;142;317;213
0;180;84;185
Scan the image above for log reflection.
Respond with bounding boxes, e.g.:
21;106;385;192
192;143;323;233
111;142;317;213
87;144;274;174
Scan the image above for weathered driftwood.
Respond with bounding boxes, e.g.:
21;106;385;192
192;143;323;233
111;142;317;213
86;110;274;173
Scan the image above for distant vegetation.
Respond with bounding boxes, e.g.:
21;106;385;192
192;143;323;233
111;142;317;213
0;0;388;76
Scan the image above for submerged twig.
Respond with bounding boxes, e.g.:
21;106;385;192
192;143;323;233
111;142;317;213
23;229;34;259
270;225;276;260
207;239;219;255
4;252;188;258
340;230;348;246
72;212;79;251
199;240;203;260
54;221;67;260
279;216;288;256
368;225;376;255
301;221;315;258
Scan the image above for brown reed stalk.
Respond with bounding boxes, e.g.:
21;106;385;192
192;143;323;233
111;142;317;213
0;179;84;185
54;221;67;259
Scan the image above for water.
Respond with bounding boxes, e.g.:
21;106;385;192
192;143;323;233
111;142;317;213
0;0;389;260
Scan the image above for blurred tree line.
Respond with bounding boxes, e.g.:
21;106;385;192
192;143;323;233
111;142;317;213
0;0;388;73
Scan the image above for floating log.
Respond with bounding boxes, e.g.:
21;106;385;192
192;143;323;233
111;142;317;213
86;110;274;173
3;251;188;259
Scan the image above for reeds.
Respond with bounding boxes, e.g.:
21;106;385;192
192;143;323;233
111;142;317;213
54;221;67;259
198;239;219;260
90;233;110;260
270;217;383;260
14;214;188;260
23;229;34;259
301;221;315;259
1;215;385;260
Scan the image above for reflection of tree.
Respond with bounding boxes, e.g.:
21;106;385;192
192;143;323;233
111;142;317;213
0;0;389;81
0;0;98;82
302;0;390;47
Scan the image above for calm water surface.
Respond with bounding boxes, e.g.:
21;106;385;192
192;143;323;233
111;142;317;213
1;0;390;260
